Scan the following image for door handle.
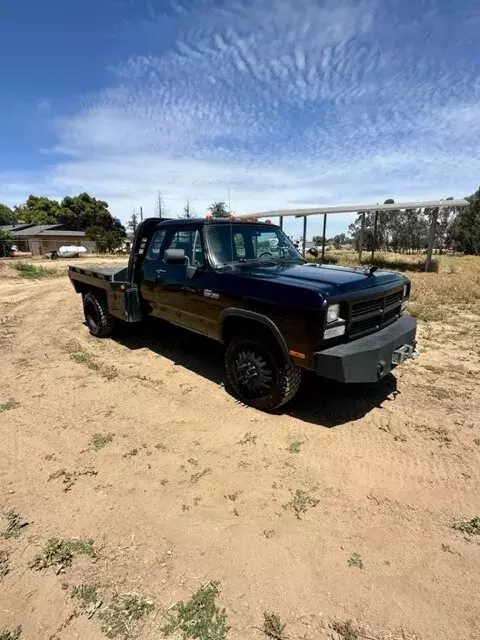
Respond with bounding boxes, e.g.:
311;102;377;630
156;269;166;274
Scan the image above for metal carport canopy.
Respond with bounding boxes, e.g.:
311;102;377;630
245;199;469;218
244;199;469;272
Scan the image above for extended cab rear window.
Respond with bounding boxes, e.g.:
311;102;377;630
145;230;166;260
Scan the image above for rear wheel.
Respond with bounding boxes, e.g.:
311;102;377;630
225;336;301;411
83;292;115;338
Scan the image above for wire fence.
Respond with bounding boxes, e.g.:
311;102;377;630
0;240;134;262
0;239;100;259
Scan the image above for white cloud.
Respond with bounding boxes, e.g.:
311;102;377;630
2;0;480;238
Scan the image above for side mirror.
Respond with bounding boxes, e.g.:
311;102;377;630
164;248;186;264
307;247;319;257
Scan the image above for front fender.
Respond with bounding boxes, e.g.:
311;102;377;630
219;308;292;362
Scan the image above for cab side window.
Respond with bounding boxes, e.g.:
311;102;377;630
145;230;166;260
166;229;205;267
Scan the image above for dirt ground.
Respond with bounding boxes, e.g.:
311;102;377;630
1;256;479;640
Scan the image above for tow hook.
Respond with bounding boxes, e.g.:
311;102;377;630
392;344;420;365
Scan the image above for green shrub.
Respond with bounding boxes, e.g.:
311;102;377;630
14;263;63;278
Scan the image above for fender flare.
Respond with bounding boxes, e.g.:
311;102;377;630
219;308;292;362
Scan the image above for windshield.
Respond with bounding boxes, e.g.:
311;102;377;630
206;224;303;266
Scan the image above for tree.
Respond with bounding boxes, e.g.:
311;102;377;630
348;198;435;254
128;211;139;233
434;197;460;253
181;200;195;219
14;195;62;224
312;235;324;245
59;193;124;233
0;229;14;257
85;225;104;242
11;193;125;236
0;203;15;225
99;230;123;253
329;233;349;248
448;187;480;254
155;191;168;219
208;201;230;218
86;226;123;253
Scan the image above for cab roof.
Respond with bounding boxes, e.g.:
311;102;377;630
148;217;277;227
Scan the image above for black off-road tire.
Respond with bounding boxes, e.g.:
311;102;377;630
225;336;302;411
83;292;115;338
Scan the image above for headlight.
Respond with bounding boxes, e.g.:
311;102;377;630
403;284;408;298
326;303;340;323
324;303;345;339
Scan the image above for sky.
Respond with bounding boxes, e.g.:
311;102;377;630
1;0;480;238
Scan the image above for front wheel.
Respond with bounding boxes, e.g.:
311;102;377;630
83;292;115;338
225;337;302;411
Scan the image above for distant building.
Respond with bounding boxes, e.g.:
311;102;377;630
0;223;96;256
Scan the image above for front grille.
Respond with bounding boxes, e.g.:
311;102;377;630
351;297;383;318
348;286;403;337
383;307;400;324
349;316;380;335
385;290;403;307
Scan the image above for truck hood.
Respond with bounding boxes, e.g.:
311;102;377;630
243;263;404;295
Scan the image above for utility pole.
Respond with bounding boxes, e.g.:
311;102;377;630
228;187;231;212
425;207;439;272
139;206;143;222
321;213;327;260
371;210;379;262
358;213;365;262
302;216;307;258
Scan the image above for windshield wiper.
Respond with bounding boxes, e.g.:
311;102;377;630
237;258;278;267
215;257;299;270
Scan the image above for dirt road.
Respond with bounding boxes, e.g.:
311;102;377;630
1;265;479;640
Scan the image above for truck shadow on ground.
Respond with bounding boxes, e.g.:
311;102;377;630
113;318;398;428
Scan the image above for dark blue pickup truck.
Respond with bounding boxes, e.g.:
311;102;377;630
69;217;418;411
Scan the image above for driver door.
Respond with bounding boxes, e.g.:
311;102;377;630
154;228;209;333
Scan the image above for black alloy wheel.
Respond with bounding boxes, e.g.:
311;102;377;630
225;336;302;411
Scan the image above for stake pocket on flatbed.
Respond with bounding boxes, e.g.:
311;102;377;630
69;217;419;411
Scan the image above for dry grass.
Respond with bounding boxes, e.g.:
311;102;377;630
0;255;127;279
1;510;28;539
262;611;287;639
0;551;10;581
0;316;17;350
0;399;20;413
408;266;480;321
317;252;480;321
0;627;22;640
48;467;98;492
62;340;118;379
98;594;154;639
